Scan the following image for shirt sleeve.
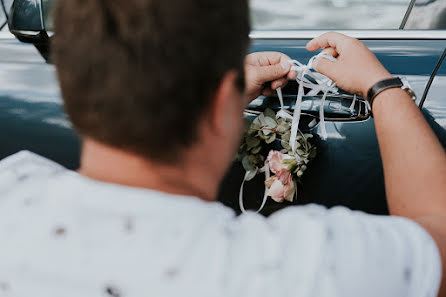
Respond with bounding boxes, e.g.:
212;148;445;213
284;206;442;297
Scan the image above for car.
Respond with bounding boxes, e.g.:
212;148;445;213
1;0;445;216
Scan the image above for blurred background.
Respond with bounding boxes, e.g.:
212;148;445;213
250;0;412;30
0;0;414;32
3;0;444;32
0;0;12;32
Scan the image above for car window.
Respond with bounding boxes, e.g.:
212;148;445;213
250;0;413;30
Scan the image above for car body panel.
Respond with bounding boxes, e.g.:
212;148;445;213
220;38;446;215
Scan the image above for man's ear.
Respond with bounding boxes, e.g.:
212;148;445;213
208;70;244;136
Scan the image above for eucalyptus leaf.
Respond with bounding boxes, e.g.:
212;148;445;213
251;146;262;154
252;116;262;128
265;133;277;144
248;154;259;165
264;117;277;129
281;140;290;150
246;136;261;149
277;118;287;126
262;129;272;136
248;127;258;136
282;158;295;165
296;149;305;156
242;155;255;172
258;113;266;126
258;131;268;139
264;108;276;119
276;123;289;134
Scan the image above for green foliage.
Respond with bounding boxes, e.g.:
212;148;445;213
237;108;318;201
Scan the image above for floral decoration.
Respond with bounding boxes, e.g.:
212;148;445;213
237;108;317;204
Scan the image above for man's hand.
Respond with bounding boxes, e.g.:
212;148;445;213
244;52;297;102
306;32;392;98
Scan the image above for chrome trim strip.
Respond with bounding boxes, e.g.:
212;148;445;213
10;30;40;37
250;30;446;40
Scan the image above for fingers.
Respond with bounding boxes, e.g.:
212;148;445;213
306;32;352;83
321;47;338;59
306;32;350;53
261;77;288;97
287;69;298;80
255;62;290;85
271;77;288;90
262;88;275;97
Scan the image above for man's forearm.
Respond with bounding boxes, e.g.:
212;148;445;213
372;88;446;218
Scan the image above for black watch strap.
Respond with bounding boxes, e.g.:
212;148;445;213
366;77;404;108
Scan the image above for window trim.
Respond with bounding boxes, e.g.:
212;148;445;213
250;30;446;40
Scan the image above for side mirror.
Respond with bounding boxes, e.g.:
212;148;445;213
8;0;51;61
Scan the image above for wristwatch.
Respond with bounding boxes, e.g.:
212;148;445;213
366;77;417;109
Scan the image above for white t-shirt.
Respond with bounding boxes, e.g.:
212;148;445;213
0;151;441;297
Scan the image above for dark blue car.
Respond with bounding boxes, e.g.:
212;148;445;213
1;0;446;216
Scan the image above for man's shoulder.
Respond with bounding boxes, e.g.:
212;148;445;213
0;150;63;169
0;151;66;192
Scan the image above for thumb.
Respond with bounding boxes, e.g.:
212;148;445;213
255;61;290;84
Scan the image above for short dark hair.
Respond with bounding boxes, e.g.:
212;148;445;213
53;0;250;162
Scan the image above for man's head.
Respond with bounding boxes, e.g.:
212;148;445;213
53;0;250;166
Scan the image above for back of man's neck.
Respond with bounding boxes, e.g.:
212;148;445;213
77;139;218;202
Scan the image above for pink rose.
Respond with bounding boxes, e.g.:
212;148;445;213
265;152;296;203
265;174;296;203
266;177;286;203
267;150;288;176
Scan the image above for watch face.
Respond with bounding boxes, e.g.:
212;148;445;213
399;77;412;89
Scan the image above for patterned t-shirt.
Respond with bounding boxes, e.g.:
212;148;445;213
0;151;442;297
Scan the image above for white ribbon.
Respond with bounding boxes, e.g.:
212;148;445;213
287;52;338;151
276;87;293;120
349;94;357;113
239;161;270;214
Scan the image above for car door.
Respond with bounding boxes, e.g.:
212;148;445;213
218;0;446;216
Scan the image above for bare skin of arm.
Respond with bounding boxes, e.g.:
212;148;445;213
307;32;446;296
